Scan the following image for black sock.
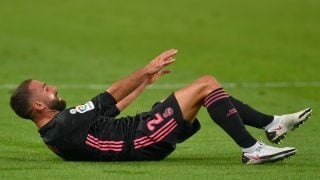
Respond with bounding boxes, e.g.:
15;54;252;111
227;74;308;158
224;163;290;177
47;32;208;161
204;88;256;148
229;96;274;128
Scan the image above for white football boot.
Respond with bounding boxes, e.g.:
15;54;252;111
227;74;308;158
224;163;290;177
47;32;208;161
242;141;297;164
265;108;312;144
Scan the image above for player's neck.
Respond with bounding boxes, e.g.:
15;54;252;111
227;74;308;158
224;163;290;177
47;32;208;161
34;110;60;129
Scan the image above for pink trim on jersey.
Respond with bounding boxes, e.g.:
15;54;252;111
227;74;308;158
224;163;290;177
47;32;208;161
134;118;178;149
85;141;123;152
87;134;124;144
86;138;123;148
85;134;124;152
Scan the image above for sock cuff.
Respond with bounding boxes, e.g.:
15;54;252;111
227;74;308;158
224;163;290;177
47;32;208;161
204;88;229;108
242;141;260;152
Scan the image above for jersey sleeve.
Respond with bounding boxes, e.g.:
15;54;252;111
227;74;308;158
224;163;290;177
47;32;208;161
91;92;120;117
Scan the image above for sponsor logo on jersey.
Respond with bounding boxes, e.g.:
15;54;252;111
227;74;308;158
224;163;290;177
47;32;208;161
70;109;77;114
69;101;95;114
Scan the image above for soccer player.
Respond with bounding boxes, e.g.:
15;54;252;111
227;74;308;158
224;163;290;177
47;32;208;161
10;49;312;164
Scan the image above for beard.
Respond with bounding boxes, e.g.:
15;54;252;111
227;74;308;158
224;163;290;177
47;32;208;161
49;98;67;111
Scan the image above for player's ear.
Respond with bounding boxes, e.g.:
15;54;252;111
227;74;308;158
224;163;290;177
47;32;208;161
32;101;45;111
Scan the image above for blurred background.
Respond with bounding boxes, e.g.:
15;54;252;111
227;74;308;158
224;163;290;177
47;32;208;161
0;0;319;178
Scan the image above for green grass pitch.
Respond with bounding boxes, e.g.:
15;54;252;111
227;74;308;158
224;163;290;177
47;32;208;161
0;0;320;179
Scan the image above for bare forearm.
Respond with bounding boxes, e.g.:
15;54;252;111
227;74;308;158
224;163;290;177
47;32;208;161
116;80;148;111
106;49;177;103
106;67;149;103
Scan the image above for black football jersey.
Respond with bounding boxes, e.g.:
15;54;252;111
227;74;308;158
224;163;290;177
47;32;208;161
38;92;127;161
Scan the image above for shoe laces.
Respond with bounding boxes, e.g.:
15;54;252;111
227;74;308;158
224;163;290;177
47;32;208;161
256;139;266;152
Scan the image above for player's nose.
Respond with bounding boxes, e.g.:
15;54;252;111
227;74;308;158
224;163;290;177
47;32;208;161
48;84;57;92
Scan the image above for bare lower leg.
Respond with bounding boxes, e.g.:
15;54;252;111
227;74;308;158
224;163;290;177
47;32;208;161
174;75;222;123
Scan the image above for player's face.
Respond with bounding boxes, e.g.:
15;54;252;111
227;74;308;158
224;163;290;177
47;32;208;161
29;80;66;111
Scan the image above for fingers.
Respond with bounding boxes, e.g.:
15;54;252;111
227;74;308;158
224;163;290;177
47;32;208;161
146;49;177;75
161;58;175;67
158;49;178;61
161;69;171;75
158;49;177;67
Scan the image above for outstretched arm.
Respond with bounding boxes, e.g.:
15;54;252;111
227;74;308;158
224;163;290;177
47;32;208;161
107;49;177;104
116;69;171;111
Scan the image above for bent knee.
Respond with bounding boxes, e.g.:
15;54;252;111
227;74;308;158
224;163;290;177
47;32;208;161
193;75;222;94
197;75;221;87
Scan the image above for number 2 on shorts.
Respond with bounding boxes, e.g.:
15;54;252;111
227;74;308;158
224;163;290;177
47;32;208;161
147;113;164;131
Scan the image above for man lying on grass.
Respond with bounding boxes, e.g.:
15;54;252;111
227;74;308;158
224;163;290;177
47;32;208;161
10;49;312;164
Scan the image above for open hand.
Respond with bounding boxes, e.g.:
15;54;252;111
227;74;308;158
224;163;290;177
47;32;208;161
145;49;177;75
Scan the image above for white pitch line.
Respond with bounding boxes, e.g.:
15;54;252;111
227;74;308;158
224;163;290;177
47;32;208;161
1;82;320;90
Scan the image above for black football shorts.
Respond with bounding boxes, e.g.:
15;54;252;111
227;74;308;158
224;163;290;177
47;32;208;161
129;93;201;161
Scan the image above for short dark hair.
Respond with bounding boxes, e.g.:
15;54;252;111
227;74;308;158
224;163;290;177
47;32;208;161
10;79;34;120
